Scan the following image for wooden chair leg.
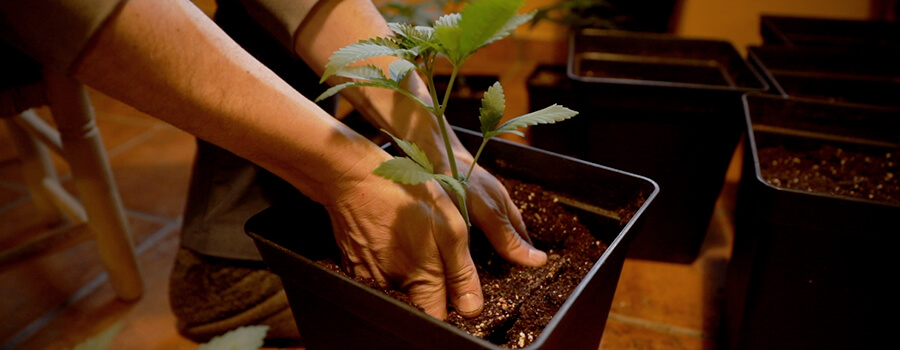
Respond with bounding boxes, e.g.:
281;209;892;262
3;114;63;225
42;67;143;301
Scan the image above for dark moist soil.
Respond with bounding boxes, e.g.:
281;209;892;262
317;176;631;348
757;144;899;204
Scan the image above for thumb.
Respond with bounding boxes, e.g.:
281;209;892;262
477;195;548;267
444;251;484;318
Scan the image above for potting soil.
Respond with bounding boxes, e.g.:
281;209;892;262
758;144;899;204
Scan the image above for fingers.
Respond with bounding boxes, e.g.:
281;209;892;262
431;195;485;318
406;261;482;320
482;195;548;267
467;173;548;267
504;193;533;246
406;279;449;319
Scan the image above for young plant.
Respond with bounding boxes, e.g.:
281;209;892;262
316;0;578;226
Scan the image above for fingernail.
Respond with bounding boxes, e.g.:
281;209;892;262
529;248;548;266
455;293;483;315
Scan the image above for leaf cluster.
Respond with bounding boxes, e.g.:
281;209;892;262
317;0;579;227
378;0;469;27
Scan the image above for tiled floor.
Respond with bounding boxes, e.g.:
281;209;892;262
1;89;197;350
1;3;741;349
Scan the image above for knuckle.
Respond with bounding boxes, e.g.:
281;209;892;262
445;261;479;289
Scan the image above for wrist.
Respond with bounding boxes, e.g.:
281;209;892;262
316;147;393;206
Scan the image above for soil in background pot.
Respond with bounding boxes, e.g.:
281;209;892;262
757;144;899;204
317;175;638;349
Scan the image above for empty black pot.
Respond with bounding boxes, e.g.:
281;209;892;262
528;29;768;263
759;15;900;50
747;45;900;110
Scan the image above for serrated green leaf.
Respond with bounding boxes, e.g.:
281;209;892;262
478;81;505;134
490;104;578;136
434;173;467;207
388;23;435;43
332;64;390;82
373;157;436;185
382;130;434;173
490;11;536;44
434;26;463;62
321;37;406;82
457;0;524;57
389;60;418;82
197;325;268;350
434;13;461;29
315;81;398;102
387;23;439;57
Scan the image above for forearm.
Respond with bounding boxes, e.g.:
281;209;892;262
293;0;474;175
72;0;387;205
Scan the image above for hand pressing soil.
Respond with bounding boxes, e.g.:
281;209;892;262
318;176;625;348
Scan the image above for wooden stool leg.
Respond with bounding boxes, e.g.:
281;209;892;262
3;114;63;225
42;67;143;301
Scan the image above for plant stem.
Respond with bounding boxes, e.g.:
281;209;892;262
425;64;471;227
465;138;490;182
428;67;461;183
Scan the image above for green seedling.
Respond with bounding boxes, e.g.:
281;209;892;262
317;0;578;226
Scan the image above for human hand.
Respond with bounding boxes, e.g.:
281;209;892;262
459;160;548;268
324;164;483;320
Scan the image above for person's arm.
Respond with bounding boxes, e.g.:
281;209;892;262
293;0;548;268
71;0;478;319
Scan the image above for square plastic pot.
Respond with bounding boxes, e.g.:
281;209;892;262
759;15;900;49
747;45;900;109
725;93;900;350
244;127;658;350
527;29;767;263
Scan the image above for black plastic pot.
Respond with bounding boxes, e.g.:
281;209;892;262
528;29;767;263
759;15;900;49
747;45;900;109
244;127;658;350
725;93;899;350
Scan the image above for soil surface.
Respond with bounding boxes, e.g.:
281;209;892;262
318;176;626;348
758;144;899;204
